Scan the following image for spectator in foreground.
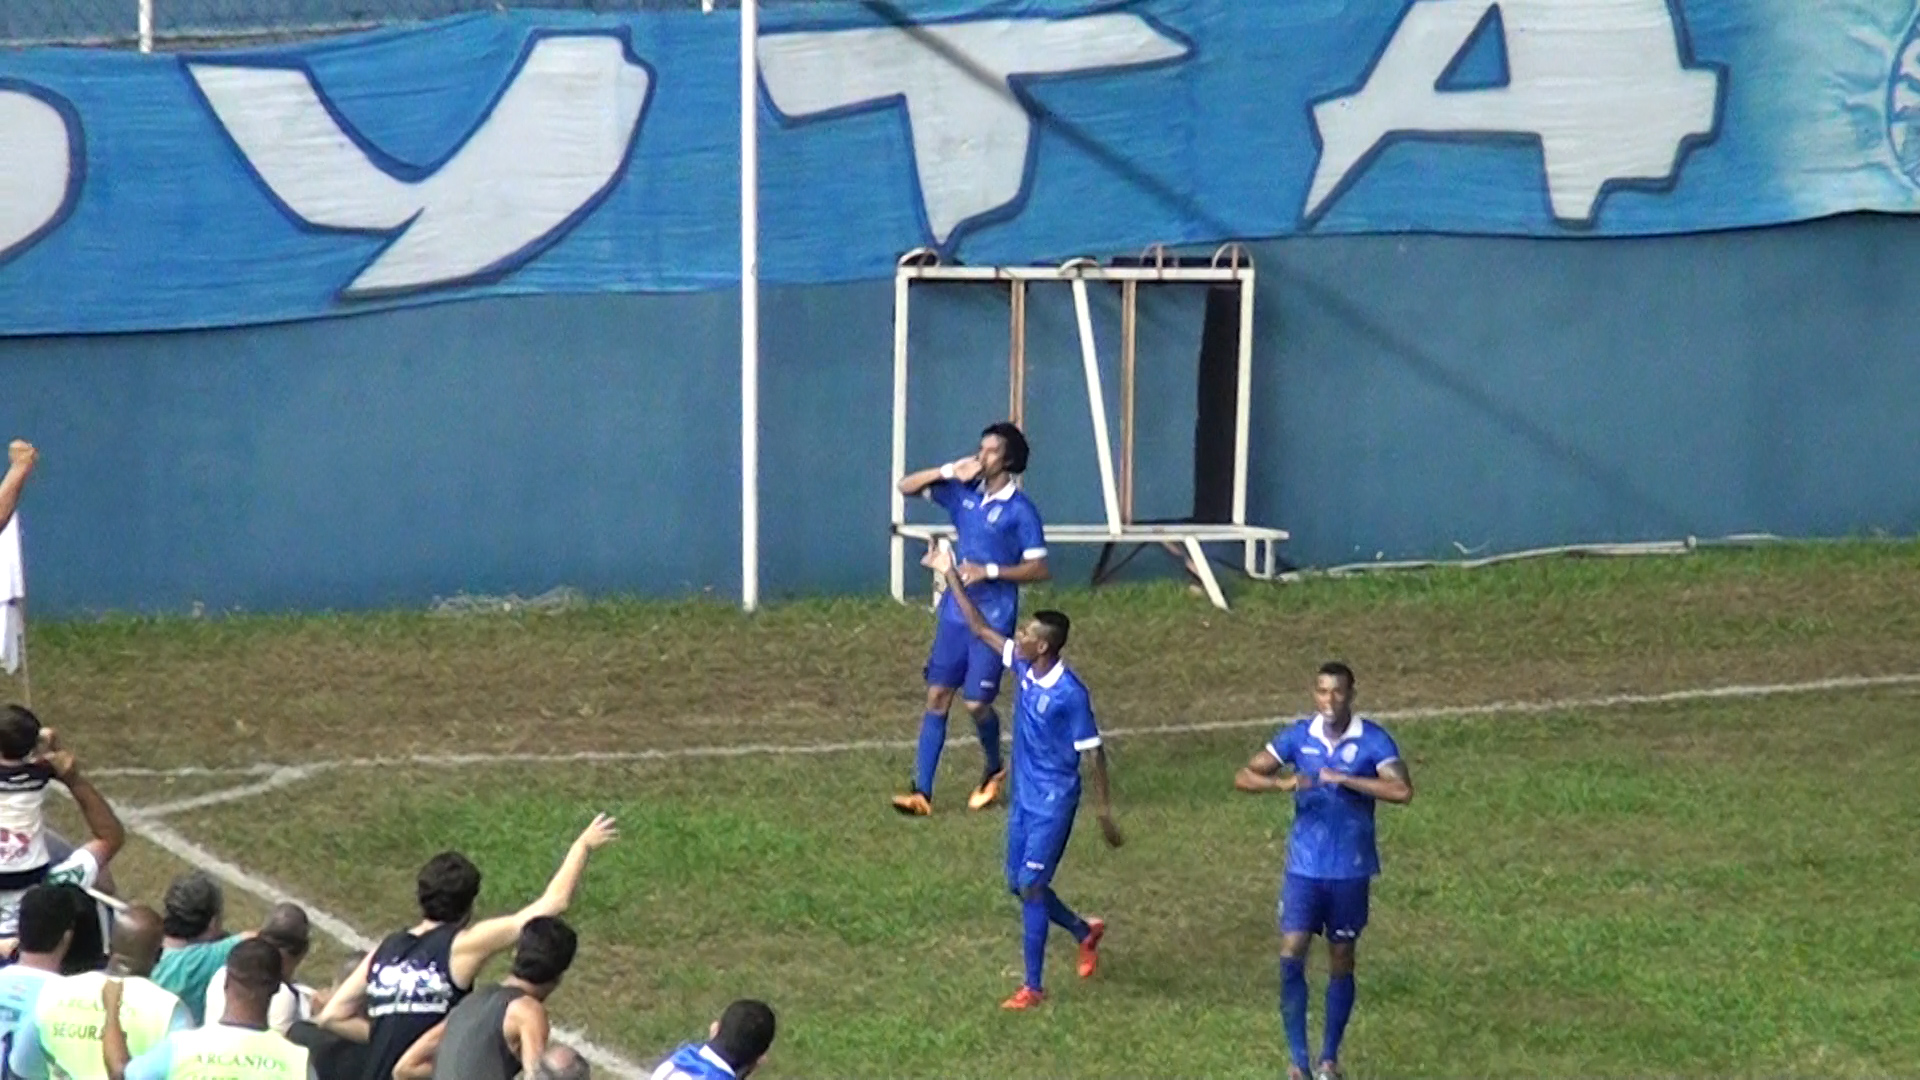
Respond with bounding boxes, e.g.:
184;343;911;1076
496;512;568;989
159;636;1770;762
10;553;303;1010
9;903;190;1078
0;886;77;1049
397;916;579;1079
316;813;617;1080
105;938;317;1079
649;1000;777;1080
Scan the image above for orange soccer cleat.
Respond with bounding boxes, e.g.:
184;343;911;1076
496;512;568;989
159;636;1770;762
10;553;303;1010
890;791;932;816
1000;986;1046;1010
1077;918;1106;979
966;766;1008;810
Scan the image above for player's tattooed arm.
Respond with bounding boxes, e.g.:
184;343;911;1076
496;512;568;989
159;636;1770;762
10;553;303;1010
927;542;1012;654
1086;746;1124;848
1235;748;1306;794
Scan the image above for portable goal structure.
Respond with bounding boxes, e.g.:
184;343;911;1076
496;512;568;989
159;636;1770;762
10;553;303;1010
889;245;1290;612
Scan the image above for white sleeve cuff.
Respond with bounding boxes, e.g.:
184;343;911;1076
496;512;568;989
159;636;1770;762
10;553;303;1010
1375;756;1401;771
1073;736;1103;751
1001;639;1016;667
1022;547;1048;560
1265;742;1284;761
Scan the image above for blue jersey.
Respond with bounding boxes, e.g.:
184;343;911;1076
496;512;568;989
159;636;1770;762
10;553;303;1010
1001;640;1101;816
650;1043;739;1080
0;966;56;1070
926;478;1046;629
1268;715;1403;880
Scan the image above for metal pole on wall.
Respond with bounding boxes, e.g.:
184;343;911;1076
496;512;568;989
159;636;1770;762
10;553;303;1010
739;0;761;612
138;0;154;52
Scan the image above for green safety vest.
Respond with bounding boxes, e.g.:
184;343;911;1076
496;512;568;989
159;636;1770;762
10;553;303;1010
162;1023;310;1080
31;972;179;1080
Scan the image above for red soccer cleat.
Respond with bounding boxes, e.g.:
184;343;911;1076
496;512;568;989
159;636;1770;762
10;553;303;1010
1000;986;1046;1010
1077;918;1106;979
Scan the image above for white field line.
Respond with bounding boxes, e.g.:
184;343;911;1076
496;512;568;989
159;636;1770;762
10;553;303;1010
98;671;1920;794
115;810;649;1080
102;670;1920;1080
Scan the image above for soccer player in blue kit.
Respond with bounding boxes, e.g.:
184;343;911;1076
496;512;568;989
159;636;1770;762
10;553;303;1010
891;422;1050;816
1235;662;1413;1080
927;540;1122;1010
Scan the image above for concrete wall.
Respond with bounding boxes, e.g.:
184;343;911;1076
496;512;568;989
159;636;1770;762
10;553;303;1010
5;215;1917;615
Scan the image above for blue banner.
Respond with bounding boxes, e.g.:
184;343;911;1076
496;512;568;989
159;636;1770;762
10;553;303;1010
2;0;1919;334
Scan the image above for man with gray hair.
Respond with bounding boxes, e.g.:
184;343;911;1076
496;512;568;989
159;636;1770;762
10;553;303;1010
149;870;239;1024
535;1043;590;1080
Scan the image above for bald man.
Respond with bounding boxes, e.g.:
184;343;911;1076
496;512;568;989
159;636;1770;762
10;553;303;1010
205;902;313;1034
8;904;191;1079
536;1043;591;1079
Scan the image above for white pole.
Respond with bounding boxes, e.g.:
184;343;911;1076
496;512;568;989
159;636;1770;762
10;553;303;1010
1070;278;1124;534
890;269;911;605
138;0;154;52
1234;269;1255;574
739;0;760;612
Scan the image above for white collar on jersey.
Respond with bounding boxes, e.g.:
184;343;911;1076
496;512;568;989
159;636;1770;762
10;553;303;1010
979;477;1019;503
1028;658;1067;689
1309;714;1367;749
698;1045;737;1076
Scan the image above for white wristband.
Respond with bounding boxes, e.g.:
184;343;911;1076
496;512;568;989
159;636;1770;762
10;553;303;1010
987;563;1001;580
939;463;956;480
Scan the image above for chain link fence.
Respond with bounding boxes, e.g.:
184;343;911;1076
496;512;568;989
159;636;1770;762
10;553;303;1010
1;0;832;50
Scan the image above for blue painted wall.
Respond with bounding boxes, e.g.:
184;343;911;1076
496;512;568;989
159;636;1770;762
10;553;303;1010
5;215;1917;615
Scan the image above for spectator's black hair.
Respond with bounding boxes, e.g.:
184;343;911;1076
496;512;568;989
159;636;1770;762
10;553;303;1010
17;885;77;954
713;999;777;1071
510;916;578;986
417;851;482;924
0;704;41;760
226;937;285;995
58;885;105;975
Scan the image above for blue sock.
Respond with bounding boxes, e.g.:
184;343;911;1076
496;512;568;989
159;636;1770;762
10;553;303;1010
1280;957;1310;1071
974;707;1003;775
1322;973;1355;1065
1043;887;1089;942
913;711;947;796
1022;895;1049;991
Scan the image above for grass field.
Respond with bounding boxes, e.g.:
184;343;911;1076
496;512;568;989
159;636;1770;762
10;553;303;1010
23;541;1920;1077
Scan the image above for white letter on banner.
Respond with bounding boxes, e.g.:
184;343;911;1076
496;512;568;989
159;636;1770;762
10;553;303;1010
189;35;650;296
758;16;1187;244
1304;0;1720;225
0;90;76;261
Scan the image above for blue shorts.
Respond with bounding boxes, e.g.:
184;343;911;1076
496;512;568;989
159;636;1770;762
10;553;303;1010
1278;873;1371;943
924;617;1006;703
1005;802;1077;893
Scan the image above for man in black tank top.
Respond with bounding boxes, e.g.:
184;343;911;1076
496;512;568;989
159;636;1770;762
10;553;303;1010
313;814;617;1080
391;916;577;1079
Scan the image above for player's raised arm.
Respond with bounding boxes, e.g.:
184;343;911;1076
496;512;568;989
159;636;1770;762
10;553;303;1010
927;542;1010;655
898;454;981;498
1;440;39;532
